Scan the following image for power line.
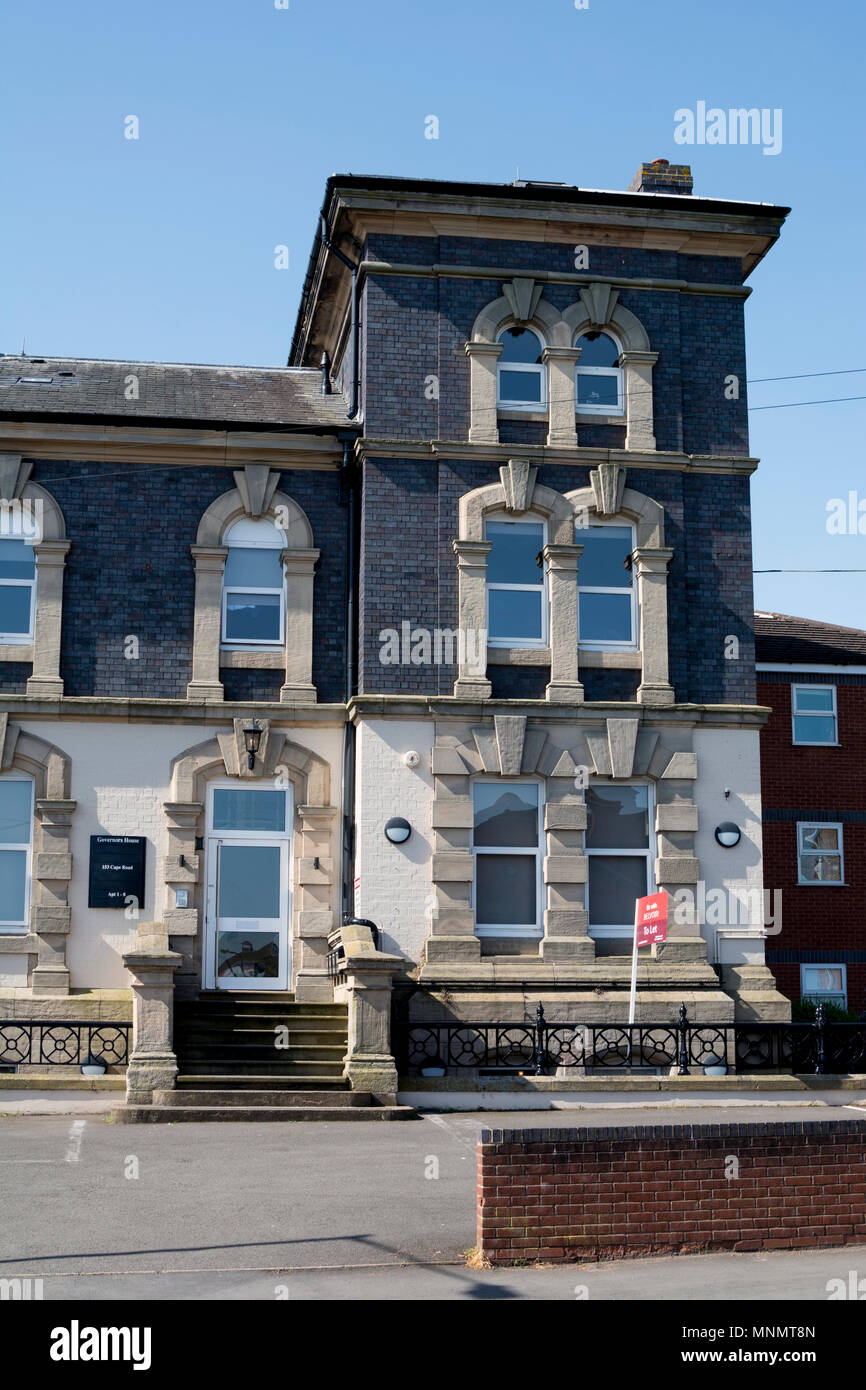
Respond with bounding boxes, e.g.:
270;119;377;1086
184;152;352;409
748;368;866;384
754;569;866;574
750;396;866;411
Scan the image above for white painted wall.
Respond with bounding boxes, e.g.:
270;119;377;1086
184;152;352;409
9;720;343;991
354;719;434;966
692;726;767;964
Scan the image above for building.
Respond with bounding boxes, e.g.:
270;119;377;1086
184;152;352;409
0;161;792;1102
757;612;866;1016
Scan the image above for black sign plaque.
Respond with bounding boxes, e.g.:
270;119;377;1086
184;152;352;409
88;836;147;910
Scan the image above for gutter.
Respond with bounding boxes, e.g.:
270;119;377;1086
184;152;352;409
339;434;361;921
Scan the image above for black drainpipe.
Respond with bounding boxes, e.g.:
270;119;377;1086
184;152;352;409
319;216;360;420
339;433;360;921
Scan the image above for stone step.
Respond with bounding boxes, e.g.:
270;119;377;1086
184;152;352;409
176;1073;350;1089
175;1060;346;1076
178;1045;345;1064
115;1103;416;1123
175;1027;348;1046
154;1088;368;1107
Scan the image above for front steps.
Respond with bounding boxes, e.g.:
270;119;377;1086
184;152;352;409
115;992;414;1122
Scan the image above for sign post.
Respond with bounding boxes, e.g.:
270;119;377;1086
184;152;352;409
628;891;669;1027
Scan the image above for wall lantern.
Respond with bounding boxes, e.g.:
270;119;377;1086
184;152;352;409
384;816;412;845
243;721;262;771
714;822;741;848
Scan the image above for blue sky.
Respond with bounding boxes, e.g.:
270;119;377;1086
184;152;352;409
2;0;863;628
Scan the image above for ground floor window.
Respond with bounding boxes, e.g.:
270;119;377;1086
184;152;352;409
586;783;652;938
0;775;33;929
801;964;847;1009
472;779;542;937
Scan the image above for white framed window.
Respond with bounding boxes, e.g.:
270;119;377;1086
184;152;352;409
792;684;838;745
797;822;844;884
472;778;543;937
801;964;847;1008
485;513;548;648
0;775;34;929
577;520;637;648
575;331;624;416
496;327;547;410
0;539;37;643
585;783;653;938
221;516;286;648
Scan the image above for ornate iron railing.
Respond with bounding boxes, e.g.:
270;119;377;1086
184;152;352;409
394;1002;866;1077
0;1021;131;1069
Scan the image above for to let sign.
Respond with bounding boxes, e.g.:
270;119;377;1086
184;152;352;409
635;891;668;948
88;836;146;910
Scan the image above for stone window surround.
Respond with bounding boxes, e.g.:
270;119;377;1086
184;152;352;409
425;714;705;971
465;280;658;451
0;714;75;995
452;463;674;705
164;720;337;1002
187;464;319;702
0;454;70;697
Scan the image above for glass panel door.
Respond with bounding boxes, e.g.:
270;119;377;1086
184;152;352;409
205;782;291;991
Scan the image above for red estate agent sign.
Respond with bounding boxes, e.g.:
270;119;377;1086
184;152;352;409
635;891;669;948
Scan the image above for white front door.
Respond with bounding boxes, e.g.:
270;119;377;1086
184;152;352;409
204;781;292;991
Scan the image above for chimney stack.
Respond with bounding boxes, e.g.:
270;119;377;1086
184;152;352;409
628;158;693;196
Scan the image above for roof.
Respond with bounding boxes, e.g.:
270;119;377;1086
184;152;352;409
755;612;866;664
0;356;353;432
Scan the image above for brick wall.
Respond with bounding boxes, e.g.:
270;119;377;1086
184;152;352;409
360;457;756;704
30;460;348;703
758;675;866;1012
477;1121;866;1264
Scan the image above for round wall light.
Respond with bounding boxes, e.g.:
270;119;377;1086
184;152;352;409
384;816;412;845
714;822;741;848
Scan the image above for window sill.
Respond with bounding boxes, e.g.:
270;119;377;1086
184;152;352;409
792;742;841;748
578;649;642;668
219;648;285;669
497;409;548;422
576;413;626;425
475;927;543;939
0;644;34;662
487;646;550;667
797;882;848;888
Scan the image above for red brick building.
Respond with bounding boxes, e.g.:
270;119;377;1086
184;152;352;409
757;613;866;1014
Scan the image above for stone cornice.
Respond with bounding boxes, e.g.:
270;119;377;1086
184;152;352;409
348;694;771;729
359;257;752;299
356;437;759;477
0;423;344;470
0;695;348;725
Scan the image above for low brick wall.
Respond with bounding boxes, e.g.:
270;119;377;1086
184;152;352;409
477;1121;866;1264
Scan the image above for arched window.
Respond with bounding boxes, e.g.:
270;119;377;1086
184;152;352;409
575;330;624;416
496;327;546;409
0;773;33;929
221;516;286;647
485;512;548;648
577;518;637;648
0;506;40;643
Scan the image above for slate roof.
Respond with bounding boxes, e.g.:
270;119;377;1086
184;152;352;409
0;356;351;430
755;612;866;664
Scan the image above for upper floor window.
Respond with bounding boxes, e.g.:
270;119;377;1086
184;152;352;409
0;775;33;929
472;779;543;937
797;822;844;884
496;327;546;410
577;521;636;648
575;331;624;416
792;684;838;745
221;516;286;647
585;783;652;937
0;539;36;643
485;515;547;648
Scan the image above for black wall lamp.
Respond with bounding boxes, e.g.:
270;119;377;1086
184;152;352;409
714;822;742;848
243;721;262;771
384;816;412;845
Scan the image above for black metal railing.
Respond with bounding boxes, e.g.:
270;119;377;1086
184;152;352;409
0;1021;131;1069
394;1001;866;1077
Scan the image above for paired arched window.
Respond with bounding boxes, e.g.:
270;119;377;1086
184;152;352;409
496;327;546;409
485;512;548;648
221;516;286;647
577;518;637;648
575;331;624;416
0;506;40;644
